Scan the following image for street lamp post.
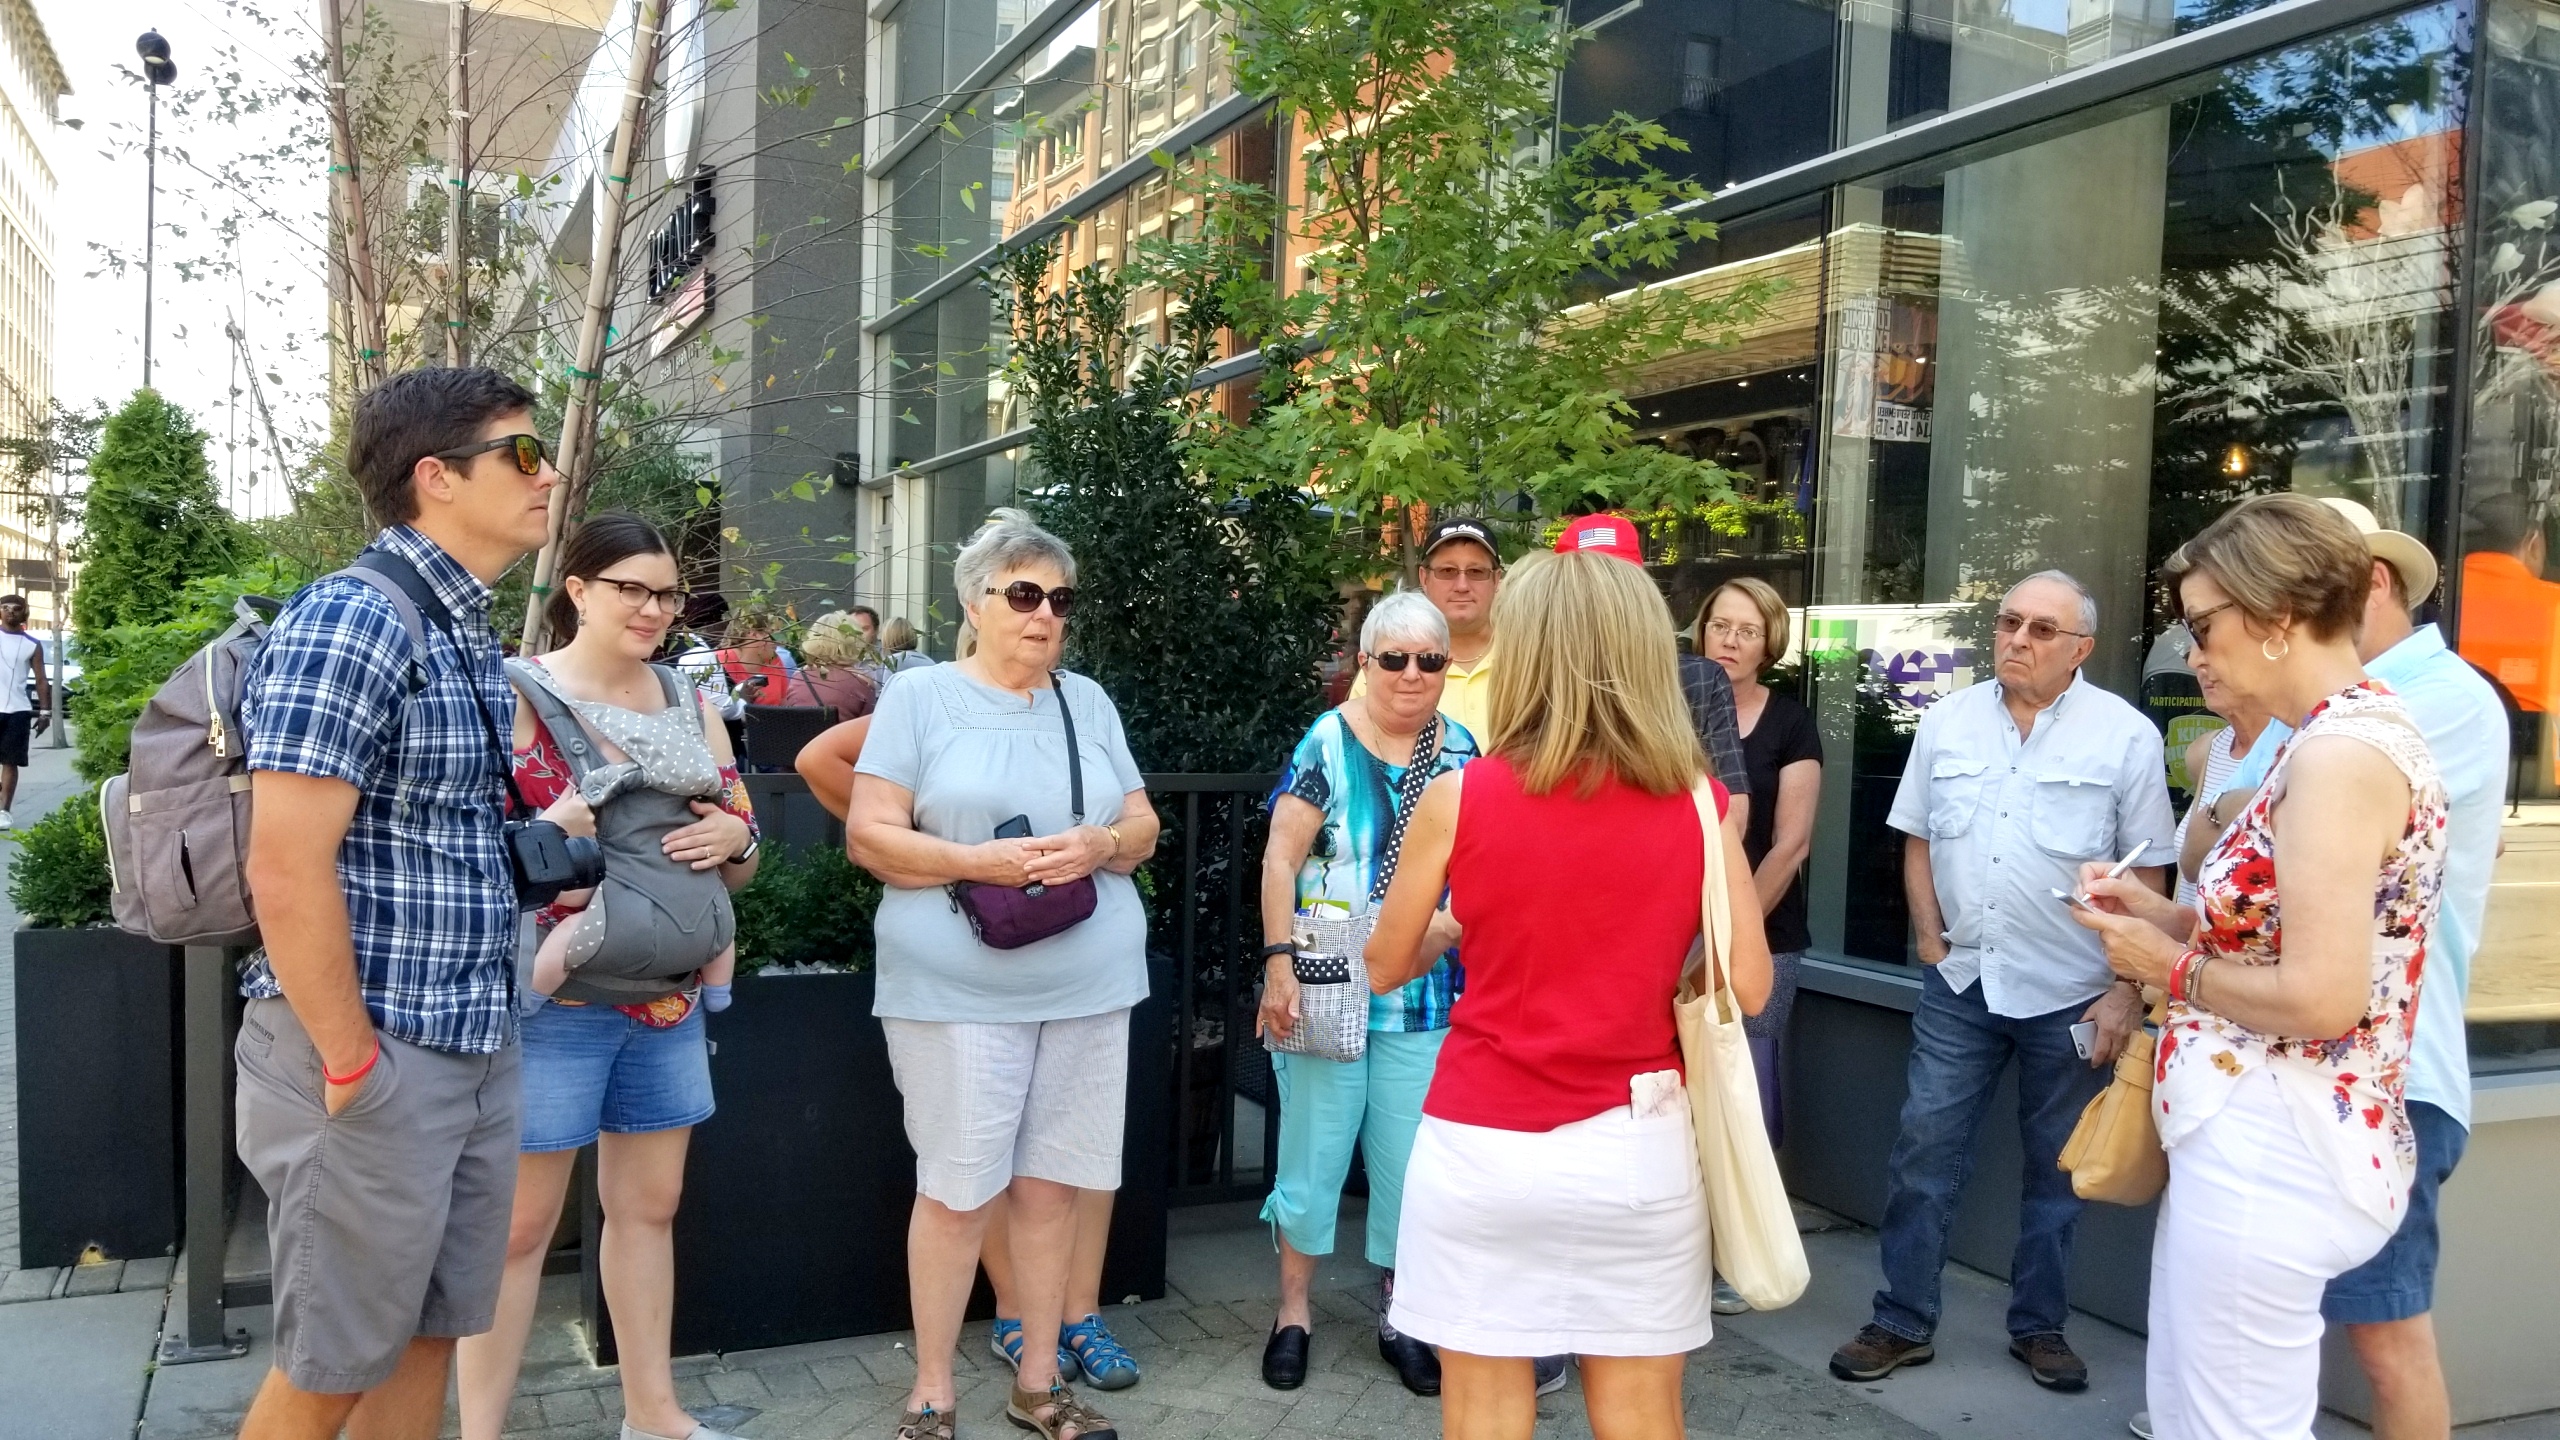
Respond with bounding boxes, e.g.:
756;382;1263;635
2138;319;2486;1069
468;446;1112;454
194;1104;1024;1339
136;31;176;389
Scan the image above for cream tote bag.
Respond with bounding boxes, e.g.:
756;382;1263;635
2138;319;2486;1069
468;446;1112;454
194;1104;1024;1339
1674;780;1811;1310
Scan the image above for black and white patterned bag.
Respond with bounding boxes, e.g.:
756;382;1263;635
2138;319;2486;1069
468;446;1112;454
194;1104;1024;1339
1265;716;1443;1065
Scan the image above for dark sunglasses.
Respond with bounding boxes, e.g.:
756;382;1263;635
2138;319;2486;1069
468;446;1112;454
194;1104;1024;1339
988;581;1077;616
436;433;552;476
1372;650;1450;673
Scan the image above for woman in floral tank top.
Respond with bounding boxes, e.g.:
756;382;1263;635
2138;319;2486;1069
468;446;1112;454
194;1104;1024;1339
2069;496;2447;1440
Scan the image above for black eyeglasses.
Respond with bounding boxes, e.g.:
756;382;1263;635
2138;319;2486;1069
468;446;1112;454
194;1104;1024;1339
1371;650;1450;673
1995;611;2092;643
988;581;1077;616
436;433;552;476
586;575;690;615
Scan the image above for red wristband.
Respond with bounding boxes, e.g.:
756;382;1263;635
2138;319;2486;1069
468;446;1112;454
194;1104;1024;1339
324;1038;381;1087
2168;948;2200;1005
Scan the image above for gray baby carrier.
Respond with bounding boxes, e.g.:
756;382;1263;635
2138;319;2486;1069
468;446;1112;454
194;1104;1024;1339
505;660;737;1006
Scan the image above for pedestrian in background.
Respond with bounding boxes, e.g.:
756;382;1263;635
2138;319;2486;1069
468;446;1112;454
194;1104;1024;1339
2073;494;2448;1440
1832;569;2174;1395
0;592;49;828
1693;576;1821;1315
1256;591;1479;1399
1366;548;1772;1440
798;611;883;720
880;616;938;677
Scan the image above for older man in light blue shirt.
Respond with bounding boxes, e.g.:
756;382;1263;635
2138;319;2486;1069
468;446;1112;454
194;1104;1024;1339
1829;571;2176;1397
2192;501;2504;1440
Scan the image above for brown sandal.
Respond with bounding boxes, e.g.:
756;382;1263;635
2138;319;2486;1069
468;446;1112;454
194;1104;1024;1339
1006;1380;1117;1440
897;1404;956;1440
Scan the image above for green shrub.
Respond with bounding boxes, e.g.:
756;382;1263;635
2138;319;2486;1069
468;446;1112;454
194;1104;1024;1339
731;841;882;973
8;798;112;928
71;559;311;785
74;390;244;635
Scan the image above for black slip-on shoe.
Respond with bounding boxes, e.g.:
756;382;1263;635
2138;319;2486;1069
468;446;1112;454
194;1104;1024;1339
1261;1325;1310;1390
1829;1323;1936;1382
1380;1330;1441;1396
2009;1332;2089;1392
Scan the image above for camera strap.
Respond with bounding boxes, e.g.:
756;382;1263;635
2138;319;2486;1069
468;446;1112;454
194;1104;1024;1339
349;550;536;820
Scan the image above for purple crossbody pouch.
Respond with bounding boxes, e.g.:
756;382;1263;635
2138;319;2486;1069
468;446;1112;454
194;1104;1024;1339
948;671;1100;950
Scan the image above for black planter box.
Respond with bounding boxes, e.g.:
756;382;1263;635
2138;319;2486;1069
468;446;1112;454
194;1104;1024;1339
593;958;1173;1358
15;926;183;1268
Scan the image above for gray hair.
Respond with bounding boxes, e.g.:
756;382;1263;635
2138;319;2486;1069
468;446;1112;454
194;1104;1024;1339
955;506;1077;609
2008;569;2098;635
1361;591;1451;655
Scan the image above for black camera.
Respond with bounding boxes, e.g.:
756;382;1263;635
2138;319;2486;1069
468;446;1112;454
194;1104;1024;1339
506;817;606;909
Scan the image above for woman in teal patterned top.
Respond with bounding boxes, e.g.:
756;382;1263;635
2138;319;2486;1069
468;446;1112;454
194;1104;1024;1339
1255;592;1478;1397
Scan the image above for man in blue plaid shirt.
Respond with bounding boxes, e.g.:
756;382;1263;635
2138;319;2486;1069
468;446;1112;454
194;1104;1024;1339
234;368;564;1437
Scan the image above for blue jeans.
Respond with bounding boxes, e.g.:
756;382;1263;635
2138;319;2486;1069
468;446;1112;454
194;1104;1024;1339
1872;964;2107;1343
518;999;716;1153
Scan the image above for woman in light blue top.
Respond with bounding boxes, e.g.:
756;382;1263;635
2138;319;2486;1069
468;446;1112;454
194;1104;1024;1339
1255;591;1477;1398
849;509;1161;1440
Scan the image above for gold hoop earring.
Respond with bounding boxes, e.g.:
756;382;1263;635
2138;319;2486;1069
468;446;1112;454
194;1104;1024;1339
2261;634;2289;661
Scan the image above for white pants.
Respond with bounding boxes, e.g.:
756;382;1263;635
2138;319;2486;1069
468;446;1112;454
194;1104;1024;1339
882;1011;1129;1211
2147;1070;2394;1440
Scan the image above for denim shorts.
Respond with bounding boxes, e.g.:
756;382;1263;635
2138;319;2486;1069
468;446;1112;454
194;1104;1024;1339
518;999;716;1153
2321;1100;2468;1324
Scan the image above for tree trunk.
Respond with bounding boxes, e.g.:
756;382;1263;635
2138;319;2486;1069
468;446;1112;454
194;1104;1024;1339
519;0;668;650
322;0;389;392
445;0;471;367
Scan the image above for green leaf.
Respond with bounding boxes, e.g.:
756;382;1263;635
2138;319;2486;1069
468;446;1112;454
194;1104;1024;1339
790;479;816;500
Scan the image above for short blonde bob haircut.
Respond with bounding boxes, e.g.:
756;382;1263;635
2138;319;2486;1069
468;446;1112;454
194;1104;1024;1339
1483;549;1706;797
800;611;874;667
1694;576;1792;668
2162;492;2367;642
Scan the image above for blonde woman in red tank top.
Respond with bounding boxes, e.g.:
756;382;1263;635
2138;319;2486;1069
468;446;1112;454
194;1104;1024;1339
1365;549;1773;1440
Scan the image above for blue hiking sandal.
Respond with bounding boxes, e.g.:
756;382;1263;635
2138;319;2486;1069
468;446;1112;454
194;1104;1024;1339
1063;1314;1141;1390
990;1317;1080;1383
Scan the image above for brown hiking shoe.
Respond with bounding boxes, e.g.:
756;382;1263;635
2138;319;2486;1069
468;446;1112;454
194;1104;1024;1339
1830;1324;1935;1381
2009;1332;2090;1391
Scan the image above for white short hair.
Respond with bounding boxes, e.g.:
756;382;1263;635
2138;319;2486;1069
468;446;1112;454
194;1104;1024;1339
2008;569;2098;635
955;507;1077;607
1362;591;1451;654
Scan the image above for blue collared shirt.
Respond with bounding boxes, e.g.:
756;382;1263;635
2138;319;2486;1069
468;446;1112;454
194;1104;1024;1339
1888;675;2179;1018
2224;624;2505;1127
238;526;520;1055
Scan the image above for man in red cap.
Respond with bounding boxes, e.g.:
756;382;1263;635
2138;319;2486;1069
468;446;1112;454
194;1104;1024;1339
1552;515;1752;831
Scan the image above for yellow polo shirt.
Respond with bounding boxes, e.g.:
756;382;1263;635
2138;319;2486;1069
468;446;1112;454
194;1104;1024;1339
1348;647;1495;739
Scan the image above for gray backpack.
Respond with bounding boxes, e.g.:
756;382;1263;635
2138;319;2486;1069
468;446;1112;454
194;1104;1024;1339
101;564;431;947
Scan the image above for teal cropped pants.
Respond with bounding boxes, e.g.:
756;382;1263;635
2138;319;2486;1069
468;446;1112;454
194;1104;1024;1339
1260;1028;1447;1269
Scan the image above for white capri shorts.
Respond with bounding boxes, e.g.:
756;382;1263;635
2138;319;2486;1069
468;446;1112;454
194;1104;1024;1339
2147;1068;2395;1440
882;1010;1131;1212
1388;1098;1715;1357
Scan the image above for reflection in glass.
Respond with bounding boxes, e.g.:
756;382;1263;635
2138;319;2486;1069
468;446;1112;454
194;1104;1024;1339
1803;4;2467;965
1559;0;1834;194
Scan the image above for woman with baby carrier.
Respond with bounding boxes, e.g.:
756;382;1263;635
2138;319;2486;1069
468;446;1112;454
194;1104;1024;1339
456;512;765;1440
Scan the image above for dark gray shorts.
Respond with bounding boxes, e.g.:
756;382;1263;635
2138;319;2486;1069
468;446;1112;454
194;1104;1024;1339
235;997;521;1393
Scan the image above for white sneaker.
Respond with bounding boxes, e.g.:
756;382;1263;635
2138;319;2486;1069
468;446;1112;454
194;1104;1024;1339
1712;1276;1752;1315
2128;1412;2153;1440
0;810;14;830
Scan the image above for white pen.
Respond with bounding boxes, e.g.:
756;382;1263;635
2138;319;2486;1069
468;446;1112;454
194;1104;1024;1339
2081;838;2151;901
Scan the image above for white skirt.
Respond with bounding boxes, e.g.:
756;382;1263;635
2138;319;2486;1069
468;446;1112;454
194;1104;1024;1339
1387;1098;1715;1357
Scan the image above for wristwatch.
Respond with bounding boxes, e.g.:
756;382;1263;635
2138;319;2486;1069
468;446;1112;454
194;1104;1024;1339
725;835;761;866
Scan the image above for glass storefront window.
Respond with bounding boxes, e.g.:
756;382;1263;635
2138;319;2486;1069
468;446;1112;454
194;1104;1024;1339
1559;0;1835;195
2461;0;2560;1068
1801;2;2468;966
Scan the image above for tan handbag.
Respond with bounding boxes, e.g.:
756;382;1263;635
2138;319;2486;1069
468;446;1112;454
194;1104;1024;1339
1674;780;1811;1310
2056;999;2167;1206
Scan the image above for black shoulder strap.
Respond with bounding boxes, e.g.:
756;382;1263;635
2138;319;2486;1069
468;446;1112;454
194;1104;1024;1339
1370;712;1441;902
349;550;532;818
1052;670;1084;823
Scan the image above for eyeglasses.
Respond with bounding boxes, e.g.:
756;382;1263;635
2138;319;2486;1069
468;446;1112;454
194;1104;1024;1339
988;581;1077;616
436;433;552;477
586;575;690;614
2184;599;2238;648
1371;650;1450;673
1425;565;1499;586
1704;618;1766;644
1995;611;2092;643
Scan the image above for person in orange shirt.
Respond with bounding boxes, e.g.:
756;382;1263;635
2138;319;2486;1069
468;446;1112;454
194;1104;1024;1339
2457;492;2560;716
